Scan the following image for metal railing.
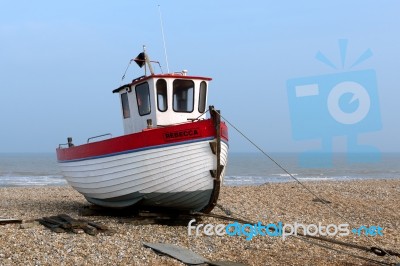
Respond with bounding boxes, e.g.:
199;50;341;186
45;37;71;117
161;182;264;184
87;133;112;143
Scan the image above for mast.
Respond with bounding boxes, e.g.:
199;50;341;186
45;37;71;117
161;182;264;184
143;45;154;75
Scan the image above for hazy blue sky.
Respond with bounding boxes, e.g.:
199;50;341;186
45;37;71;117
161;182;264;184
1;1;399;153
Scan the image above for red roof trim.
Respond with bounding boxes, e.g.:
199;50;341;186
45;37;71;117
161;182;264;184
113;74;212;93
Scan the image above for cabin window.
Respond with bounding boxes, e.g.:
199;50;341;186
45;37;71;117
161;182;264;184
135;82;151;116
198;81;207;113
156;79;168;112
173;79;194;112
121;92;130;119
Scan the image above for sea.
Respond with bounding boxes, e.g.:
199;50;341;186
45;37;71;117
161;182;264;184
0;152;399;187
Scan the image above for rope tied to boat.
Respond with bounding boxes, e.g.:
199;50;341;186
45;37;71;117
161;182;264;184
194;210;399;265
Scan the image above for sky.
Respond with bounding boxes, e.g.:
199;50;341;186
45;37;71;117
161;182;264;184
1;1;399;153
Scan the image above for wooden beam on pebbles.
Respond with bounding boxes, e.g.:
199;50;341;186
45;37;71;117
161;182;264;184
79;204;202;226
0;218;23;225
119;212;199;226
78;204;139;217
37;214;114;236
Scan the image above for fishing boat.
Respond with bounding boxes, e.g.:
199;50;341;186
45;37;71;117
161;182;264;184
56;50;228;213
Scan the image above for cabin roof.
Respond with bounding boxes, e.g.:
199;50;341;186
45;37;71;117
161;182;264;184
112;74;212;93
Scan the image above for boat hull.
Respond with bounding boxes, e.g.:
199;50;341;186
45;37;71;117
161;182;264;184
57;118;228;211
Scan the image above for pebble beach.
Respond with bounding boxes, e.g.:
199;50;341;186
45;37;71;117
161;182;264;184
0;179;399;265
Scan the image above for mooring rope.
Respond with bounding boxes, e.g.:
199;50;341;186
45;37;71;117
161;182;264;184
215;112;399;264
193;211;396;265
292;235;394;266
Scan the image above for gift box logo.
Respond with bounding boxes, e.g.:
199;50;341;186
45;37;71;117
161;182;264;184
286;39;382;167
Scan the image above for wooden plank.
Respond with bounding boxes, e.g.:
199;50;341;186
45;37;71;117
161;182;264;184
0;218;22;225
38;220;65;233
143;242;207;265
57;214;88;228
120;215;195;226
42;217;70;229
208;261;248;266
87;221;109;231
83;225;98;236
38;214;112;236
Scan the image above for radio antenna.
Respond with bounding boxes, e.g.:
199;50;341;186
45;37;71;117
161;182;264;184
158;5;170;73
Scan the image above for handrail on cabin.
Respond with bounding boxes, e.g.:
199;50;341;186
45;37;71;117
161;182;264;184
58;143;69;149
87;133;112;143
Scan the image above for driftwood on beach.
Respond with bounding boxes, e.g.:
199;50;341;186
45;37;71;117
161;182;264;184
37;214;114;235
0;218;22;225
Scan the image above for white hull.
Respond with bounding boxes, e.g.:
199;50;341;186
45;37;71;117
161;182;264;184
58;139;228;209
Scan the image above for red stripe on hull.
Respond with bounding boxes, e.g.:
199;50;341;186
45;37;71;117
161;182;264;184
56;119;228;162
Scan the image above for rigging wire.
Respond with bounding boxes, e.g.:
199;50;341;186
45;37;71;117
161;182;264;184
121;59;133;85
158;5;170;73
215;112;398;263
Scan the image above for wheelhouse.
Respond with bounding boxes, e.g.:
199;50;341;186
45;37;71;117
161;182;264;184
113;71;212;134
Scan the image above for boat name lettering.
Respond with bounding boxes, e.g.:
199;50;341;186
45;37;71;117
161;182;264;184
164;128;200;140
